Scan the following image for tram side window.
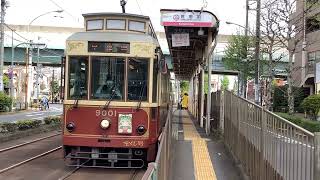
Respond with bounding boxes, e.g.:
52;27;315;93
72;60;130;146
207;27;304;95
86;19;104;30
128;58;148;101
68;57;88;99
91;57;125;100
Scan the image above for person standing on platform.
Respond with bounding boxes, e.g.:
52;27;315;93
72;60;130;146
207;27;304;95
181;93;189;110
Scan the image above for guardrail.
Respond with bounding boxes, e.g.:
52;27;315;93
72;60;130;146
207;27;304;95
222;90;320;180
142;107;174;180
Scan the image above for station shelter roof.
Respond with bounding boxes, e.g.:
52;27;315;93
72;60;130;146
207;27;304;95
160;9;219;80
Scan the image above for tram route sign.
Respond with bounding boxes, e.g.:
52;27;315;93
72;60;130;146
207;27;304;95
88;41;130;54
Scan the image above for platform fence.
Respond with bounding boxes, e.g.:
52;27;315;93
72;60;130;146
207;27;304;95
141;107;174;180
220;90;320;180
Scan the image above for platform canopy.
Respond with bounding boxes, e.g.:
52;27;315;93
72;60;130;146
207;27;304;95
160;9;219;79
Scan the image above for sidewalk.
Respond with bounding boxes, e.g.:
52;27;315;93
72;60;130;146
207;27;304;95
171;110;242;180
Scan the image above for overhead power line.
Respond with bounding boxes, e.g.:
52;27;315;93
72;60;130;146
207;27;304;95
47;0;81;24
135;0;143;15
4;24;29;41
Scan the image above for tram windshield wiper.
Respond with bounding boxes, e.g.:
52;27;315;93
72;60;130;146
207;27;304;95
136;82;146;111
73;98;79;108
102;85;117;110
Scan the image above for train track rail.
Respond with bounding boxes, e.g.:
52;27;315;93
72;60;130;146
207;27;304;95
0;146;62;174
0;132;61;153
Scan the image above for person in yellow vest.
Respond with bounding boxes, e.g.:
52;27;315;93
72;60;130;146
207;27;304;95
181;93;189;110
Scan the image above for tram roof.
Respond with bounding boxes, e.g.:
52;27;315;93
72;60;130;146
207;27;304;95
82;12;150;20
67;31;158;45
160;9;219;80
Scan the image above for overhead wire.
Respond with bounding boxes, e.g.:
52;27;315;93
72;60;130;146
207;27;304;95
47;0;81;24
135;0;143;15
4;24;29;42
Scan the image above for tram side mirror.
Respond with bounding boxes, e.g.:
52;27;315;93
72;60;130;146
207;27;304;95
154;55;159;72
159;58;167;74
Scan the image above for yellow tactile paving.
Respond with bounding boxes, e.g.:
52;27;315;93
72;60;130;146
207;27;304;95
181;111;217;180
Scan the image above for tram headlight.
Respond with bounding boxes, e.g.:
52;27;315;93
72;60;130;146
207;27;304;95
100;119;110;129
136;125;146;135
66;122;76;132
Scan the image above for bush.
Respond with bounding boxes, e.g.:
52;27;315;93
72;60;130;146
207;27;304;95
44;116;61;125
0;92;12;112
0;122;17;132
276;112;320;132
16;120;42;131
301;94;320;120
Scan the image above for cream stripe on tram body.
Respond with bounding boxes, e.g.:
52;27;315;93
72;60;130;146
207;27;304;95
62;13;170;168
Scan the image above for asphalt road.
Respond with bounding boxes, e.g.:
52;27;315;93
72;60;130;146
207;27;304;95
0;103;62;123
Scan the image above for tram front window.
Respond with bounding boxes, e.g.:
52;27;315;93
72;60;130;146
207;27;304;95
68;57;88;99
128;58;148;101
91;57;125;100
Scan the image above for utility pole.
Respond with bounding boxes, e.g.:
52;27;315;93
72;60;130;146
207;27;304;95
52;68;54;103
0;0;6;92
10;28;13;100
254;0;261;105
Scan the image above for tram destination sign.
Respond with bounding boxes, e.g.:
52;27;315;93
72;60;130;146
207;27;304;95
88;41;130;54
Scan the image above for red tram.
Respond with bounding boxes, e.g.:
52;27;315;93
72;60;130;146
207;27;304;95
62;12;170;168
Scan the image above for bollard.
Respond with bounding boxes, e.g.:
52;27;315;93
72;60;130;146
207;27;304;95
314;132;320;179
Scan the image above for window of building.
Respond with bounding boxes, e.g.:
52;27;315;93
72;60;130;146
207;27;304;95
127;58;148;101
306;15;320;33
128;21;145;32
86;19;104;30
106;19;126;30
68;56;88;99
308;51;320;62
91;57;125;100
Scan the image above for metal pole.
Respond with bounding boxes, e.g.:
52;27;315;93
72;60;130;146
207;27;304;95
0;0;6;92
254;0;261;105
35;47;40;100
314;132;320;179
200;66;204;128
52;68;54;103
10;28;14;100
206;29;213;135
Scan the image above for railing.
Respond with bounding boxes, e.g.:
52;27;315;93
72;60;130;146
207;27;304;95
222;90;320;180
142;107;174;180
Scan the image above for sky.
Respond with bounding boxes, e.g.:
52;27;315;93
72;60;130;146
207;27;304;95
5;0;248;35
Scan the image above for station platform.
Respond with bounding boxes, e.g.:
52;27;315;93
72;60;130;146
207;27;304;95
170;110;242;180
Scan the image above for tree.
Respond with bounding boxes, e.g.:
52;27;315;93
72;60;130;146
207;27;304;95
223;34;255;97
260;0;287;111
301;94;320;120
50;80;59;95
266;0;320;114
3;74;9;89
221;76;230;90
180;81;189;94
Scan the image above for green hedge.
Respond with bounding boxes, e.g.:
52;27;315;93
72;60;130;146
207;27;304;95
44;116;61;125
0;119;42;132
276;113;320;132
0;92;12;112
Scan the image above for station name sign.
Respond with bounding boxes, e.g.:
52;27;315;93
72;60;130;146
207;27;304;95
160;10;217;27
88;41;130;54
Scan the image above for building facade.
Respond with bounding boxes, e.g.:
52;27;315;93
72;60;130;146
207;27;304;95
293;0;320;95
